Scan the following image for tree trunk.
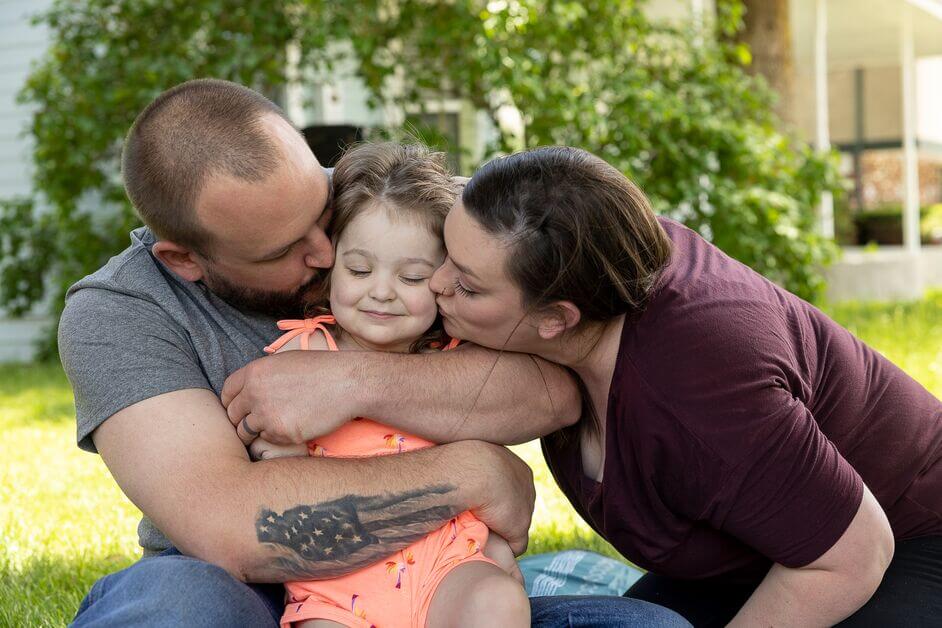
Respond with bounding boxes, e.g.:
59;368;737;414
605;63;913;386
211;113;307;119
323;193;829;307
738;0;796;127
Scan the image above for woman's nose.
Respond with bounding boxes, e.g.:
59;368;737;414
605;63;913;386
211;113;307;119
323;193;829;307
429;260;453;296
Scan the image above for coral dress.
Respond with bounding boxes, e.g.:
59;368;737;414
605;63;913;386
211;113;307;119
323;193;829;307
263;316;497;628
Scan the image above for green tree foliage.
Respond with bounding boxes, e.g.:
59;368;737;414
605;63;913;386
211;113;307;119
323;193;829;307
1;0;841;356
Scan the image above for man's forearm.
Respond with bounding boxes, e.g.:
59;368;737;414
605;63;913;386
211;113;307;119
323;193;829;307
191;445;473;583
356;345;582;444
94;389;531;585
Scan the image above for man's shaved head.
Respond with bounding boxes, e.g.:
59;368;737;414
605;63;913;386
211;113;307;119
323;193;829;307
121;78;296;255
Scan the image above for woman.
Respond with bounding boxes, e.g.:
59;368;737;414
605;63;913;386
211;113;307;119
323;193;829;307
429;146;942;626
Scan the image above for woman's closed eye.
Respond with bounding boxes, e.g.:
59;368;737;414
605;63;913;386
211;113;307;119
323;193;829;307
453;278;477;297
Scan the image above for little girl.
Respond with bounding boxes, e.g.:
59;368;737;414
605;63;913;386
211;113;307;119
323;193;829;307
250;142;529;628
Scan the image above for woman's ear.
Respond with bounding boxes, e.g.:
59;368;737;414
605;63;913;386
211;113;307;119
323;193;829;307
537;301;582;340
152;241;206;283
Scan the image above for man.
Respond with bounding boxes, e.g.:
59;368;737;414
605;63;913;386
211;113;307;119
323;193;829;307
61;79;688;627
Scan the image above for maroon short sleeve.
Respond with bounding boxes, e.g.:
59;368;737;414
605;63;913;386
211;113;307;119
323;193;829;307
698;390;864;568
547;219;941;579
620;273;866;570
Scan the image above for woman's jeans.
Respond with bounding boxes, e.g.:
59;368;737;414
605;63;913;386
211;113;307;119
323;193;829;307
71;547;691;627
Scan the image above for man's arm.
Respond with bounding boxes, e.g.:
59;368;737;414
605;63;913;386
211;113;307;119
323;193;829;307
222;344;582;447
359;345;583;443
93;388;535;583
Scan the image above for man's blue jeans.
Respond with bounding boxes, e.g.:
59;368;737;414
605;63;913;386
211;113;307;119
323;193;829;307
72;548;691;627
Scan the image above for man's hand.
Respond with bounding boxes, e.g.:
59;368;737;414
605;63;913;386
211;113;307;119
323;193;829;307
463;441;535;556
222;350;358;446
249;437;309;461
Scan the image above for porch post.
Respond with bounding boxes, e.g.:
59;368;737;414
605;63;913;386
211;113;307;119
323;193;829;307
815;0;834;238
901;2;921;252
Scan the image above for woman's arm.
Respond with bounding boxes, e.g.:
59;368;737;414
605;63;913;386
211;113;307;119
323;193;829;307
728;485;894;627
222;343;582;447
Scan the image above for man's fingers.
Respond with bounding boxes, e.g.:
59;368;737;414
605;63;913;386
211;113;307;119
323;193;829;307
236;414;261;446
225;391;250;428
220;367;245;408
248;439;266;461
509;534;529;557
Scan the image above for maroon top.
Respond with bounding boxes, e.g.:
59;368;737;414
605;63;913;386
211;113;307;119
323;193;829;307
543;217;942;579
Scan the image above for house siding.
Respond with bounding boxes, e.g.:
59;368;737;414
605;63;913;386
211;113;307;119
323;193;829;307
0;0;52;362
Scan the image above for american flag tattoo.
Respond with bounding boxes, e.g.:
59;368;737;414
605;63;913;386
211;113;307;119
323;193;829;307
252;485;461;579
257;503;375;561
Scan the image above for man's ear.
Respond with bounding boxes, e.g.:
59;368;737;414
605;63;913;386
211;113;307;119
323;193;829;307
151;240;206;283
537;301;582;340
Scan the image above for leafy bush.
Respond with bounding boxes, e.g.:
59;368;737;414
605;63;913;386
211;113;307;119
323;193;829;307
1;0;842;356
922;204;942;243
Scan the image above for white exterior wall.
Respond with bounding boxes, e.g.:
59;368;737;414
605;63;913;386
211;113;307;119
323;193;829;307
918;56;942;144
795;60;942;147
0;0;53;362
293;41;494;175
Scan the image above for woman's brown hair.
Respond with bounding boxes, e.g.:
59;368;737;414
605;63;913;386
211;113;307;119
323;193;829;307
462;146;671;322
307;141;458;353
461;146;673;439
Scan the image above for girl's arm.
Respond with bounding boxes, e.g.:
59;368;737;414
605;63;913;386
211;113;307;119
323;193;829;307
245;332;329;460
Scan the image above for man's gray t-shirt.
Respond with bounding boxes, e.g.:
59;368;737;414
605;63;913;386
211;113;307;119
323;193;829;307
58;226;283;553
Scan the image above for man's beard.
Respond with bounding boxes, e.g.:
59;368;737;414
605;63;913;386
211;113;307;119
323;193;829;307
202;266;327;319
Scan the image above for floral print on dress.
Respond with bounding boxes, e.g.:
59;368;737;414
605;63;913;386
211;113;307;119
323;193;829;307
350;593;369;622
466;538;481;555
385;550;415;589
384;433;406;453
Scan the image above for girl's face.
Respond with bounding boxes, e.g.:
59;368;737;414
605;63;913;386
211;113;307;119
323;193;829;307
330;204;445;352
429;199;542;353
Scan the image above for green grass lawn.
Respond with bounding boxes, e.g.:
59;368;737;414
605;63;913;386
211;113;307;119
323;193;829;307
2;292;941;626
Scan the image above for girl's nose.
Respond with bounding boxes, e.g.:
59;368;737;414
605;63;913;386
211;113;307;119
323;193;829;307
369;279;395;302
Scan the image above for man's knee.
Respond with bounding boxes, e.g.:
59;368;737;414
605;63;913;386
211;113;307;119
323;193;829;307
72;554;280;627
529;595;692;628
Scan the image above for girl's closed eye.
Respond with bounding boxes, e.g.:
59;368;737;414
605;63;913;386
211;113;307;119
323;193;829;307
400;275;429;285
453;278;477;297
348;267;371;277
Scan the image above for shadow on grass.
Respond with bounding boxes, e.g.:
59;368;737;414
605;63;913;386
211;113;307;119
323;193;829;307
0;361;75;427
0;552;137;627
526;525;626;563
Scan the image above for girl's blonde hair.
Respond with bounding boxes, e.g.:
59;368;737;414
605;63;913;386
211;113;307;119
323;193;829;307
306;141;458;353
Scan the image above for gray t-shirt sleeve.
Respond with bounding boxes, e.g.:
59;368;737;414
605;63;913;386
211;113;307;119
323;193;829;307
59;287;212;453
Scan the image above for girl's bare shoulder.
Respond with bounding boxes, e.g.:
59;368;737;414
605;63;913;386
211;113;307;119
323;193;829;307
273;328;332;353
